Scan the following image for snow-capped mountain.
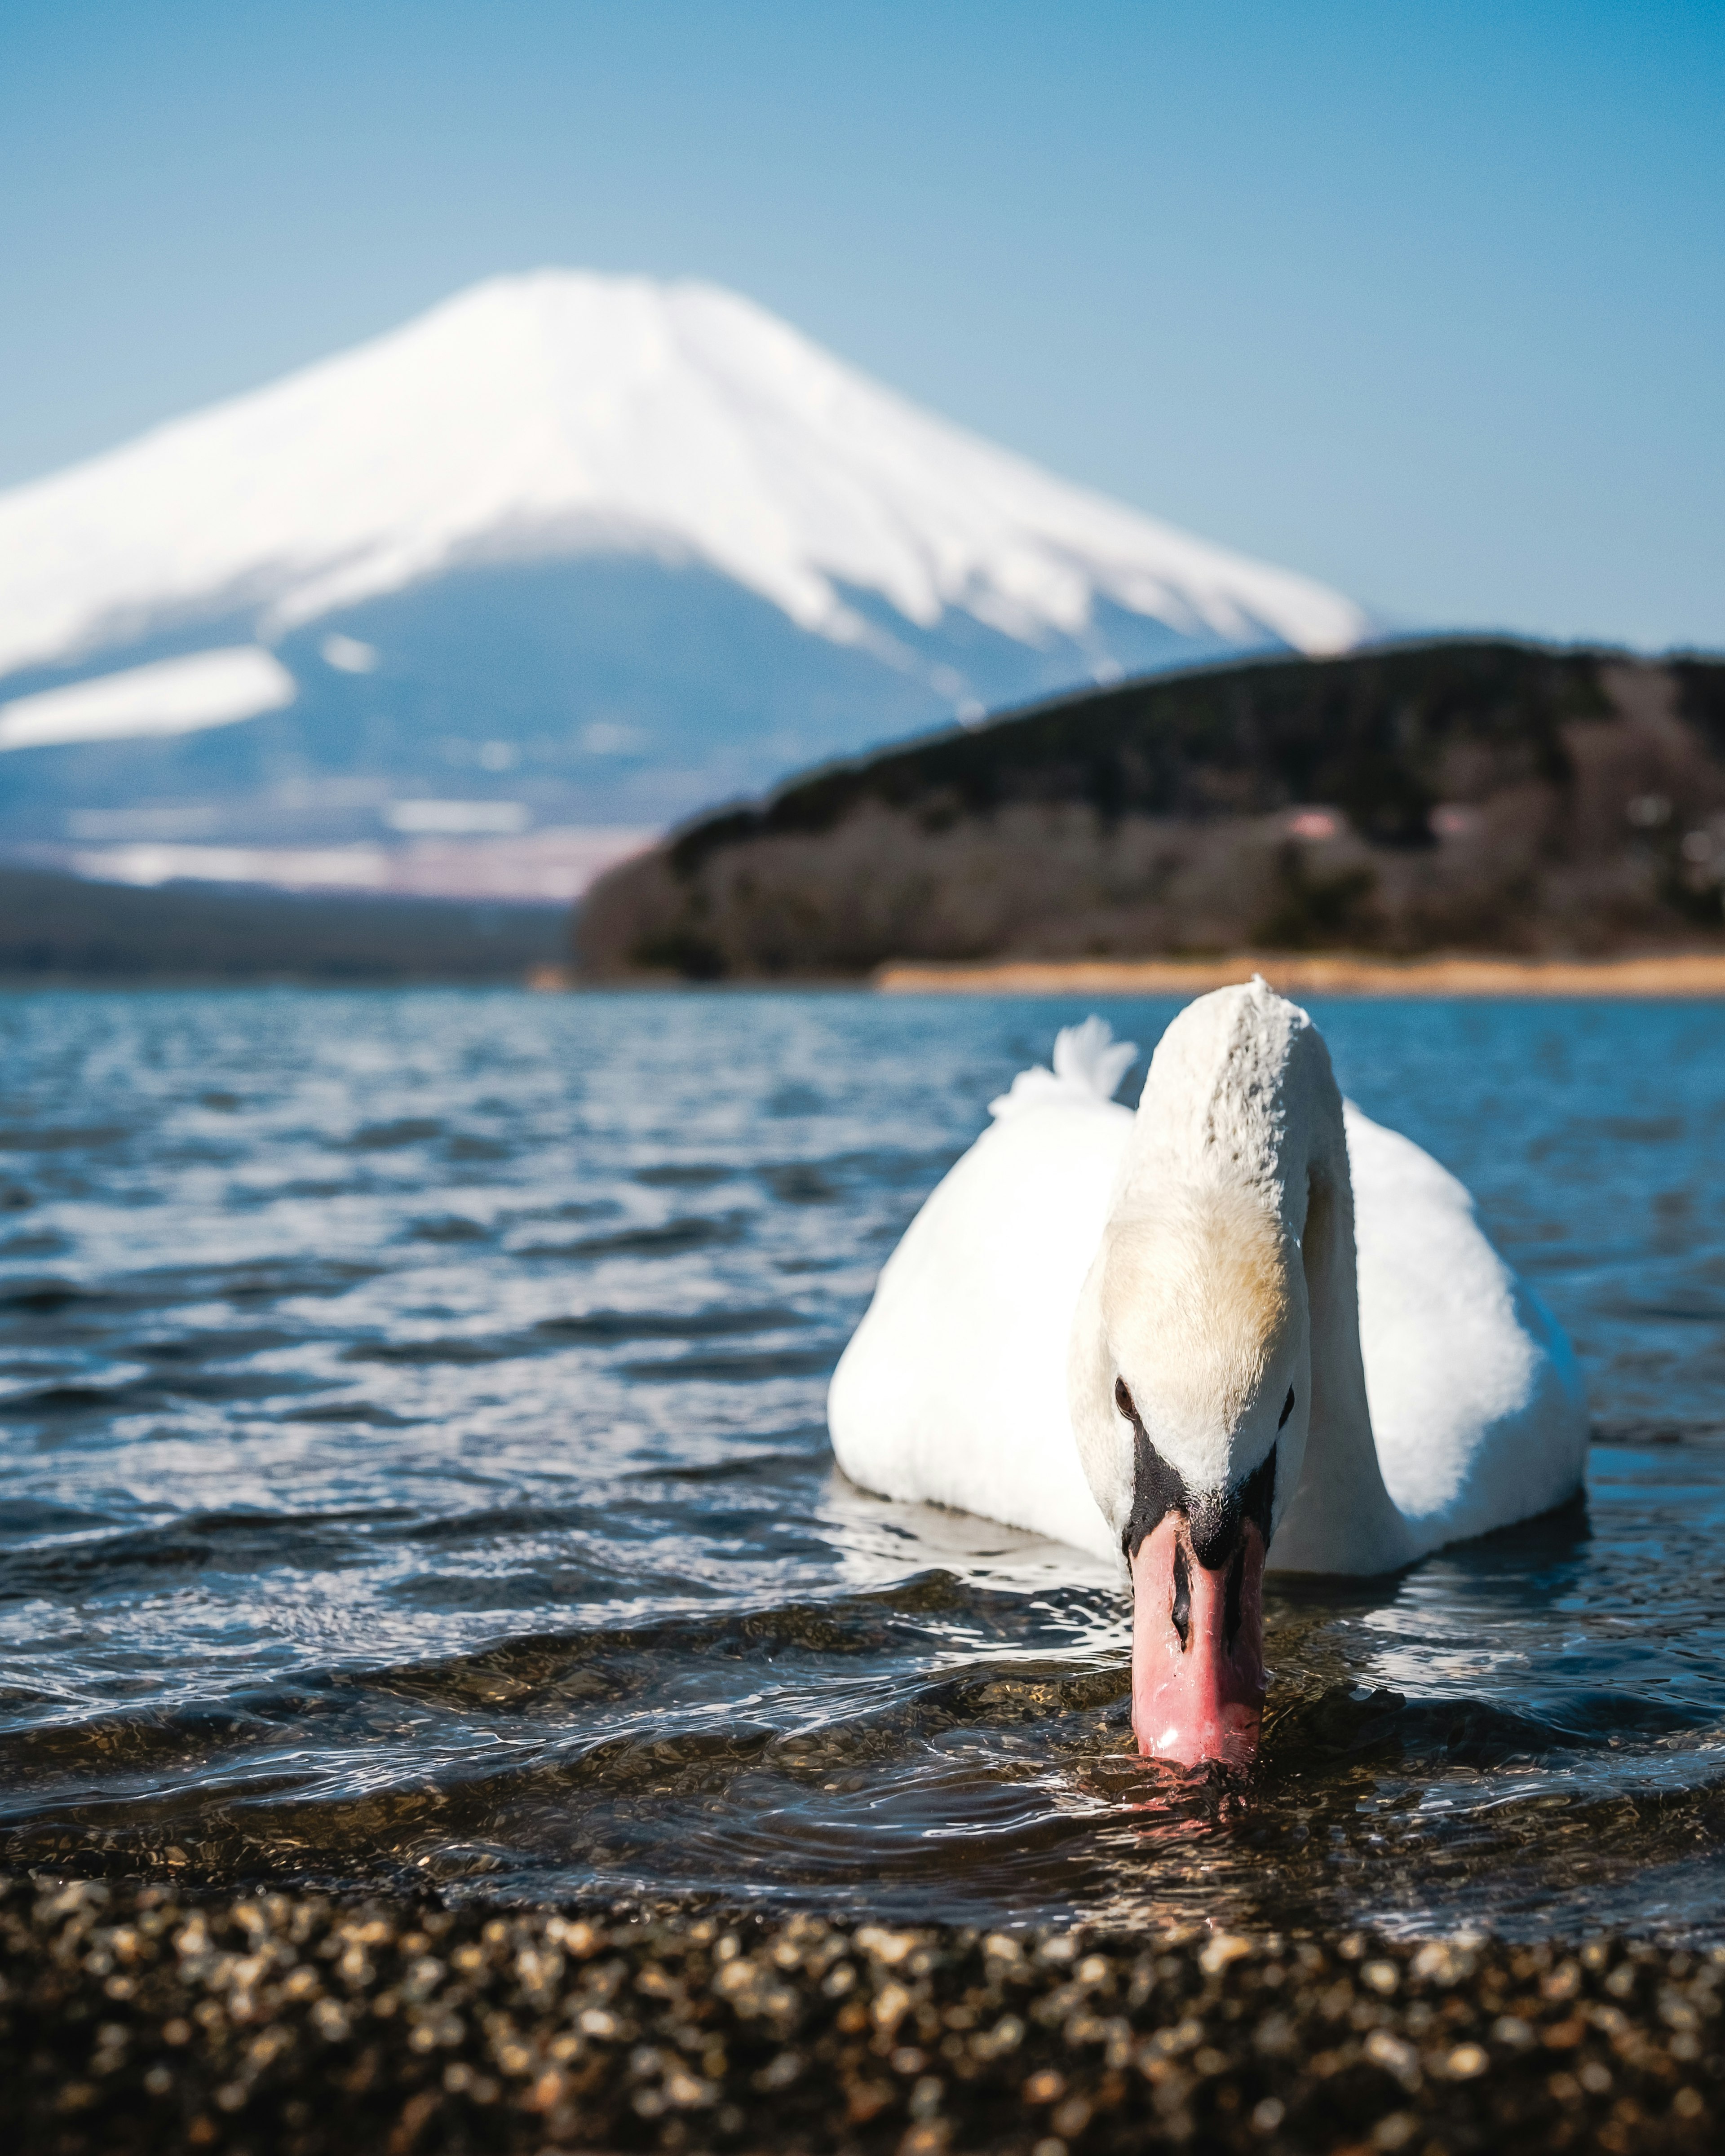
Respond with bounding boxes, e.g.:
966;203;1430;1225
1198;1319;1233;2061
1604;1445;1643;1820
0;271;1367;893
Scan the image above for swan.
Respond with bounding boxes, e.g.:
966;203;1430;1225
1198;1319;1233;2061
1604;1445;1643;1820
828;978;1588;1768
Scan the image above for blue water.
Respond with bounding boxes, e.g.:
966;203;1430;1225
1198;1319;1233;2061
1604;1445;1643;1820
1;989;1723;1939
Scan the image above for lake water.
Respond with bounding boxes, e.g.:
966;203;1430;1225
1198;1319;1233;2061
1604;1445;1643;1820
1;988;1723;1942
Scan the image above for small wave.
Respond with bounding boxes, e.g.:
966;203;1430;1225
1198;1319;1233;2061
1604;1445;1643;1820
343;1336;522;1366
338;1118;444;1150
519;1212;751;1260
619;1348;837;1383
534;1305;804;1343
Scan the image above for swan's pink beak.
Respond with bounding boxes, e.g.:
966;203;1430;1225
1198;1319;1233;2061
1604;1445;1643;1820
1130;1515;1266;1769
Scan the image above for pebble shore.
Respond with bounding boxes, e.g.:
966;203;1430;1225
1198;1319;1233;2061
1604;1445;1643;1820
4;1877;1721;2155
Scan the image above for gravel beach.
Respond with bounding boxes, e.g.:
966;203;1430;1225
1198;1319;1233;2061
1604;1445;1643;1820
4;1876;1720;2155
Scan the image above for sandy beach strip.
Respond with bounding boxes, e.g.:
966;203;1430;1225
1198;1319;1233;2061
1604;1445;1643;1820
5;1875;1720;2153
875;953;1725;998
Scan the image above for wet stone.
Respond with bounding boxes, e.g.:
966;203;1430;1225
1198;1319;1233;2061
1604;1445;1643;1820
2;1875;1722;2152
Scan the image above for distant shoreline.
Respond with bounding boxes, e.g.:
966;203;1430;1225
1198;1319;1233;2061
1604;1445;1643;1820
876;951;1725;998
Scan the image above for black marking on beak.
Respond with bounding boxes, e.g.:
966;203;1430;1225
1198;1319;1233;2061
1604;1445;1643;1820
1118;1377;1279;1571
1118;1381;1189;1560
1278;1385;1296;1428
1171;1542;1191;1649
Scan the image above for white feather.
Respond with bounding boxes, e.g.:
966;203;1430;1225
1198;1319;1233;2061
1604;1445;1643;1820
988;1015;1138;1122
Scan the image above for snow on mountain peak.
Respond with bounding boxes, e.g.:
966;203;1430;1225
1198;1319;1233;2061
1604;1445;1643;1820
0;268;1365;690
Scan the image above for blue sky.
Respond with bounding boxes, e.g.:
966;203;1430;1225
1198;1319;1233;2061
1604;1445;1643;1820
2;1;1721;649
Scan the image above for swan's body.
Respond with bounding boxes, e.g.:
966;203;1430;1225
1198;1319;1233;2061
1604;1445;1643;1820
829;982;1588;1761
829;1020;1585;1572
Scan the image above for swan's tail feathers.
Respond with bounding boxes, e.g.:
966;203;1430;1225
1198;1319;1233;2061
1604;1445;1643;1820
988;1015;1139;1122
1054;1016;1140;1099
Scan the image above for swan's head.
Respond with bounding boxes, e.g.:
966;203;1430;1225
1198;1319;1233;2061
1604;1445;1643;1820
1070;1183;1309;1769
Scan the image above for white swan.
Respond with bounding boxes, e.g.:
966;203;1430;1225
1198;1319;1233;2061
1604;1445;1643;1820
828;979;1588;1767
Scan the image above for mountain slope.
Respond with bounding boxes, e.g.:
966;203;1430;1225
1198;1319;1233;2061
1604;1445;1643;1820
576;641;1725;976
0;272;1366;881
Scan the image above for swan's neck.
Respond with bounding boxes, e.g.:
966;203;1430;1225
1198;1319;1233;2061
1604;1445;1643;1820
1113;986;1411;1573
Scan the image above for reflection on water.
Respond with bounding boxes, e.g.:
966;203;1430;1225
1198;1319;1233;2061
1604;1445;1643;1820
0;989;1723;1939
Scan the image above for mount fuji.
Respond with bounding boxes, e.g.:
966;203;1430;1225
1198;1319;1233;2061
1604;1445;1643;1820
0;271;1368;895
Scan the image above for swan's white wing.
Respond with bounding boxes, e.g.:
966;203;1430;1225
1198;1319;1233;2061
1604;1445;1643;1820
829;1094;1130;1565
1345;1100;1588;1553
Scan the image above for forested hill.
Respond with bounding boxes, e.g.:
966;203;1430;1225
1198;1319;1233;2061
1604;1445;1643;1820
0;866;566;983
576;639;1725;979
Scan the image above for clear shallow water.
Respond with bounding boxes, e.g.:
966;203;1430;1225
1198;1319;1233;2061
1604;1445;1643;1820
1;989;1723;1940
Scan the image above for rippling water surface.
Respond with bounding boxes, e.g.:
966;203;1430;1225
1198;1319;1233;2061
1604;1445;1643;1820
2;989;1723;1940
